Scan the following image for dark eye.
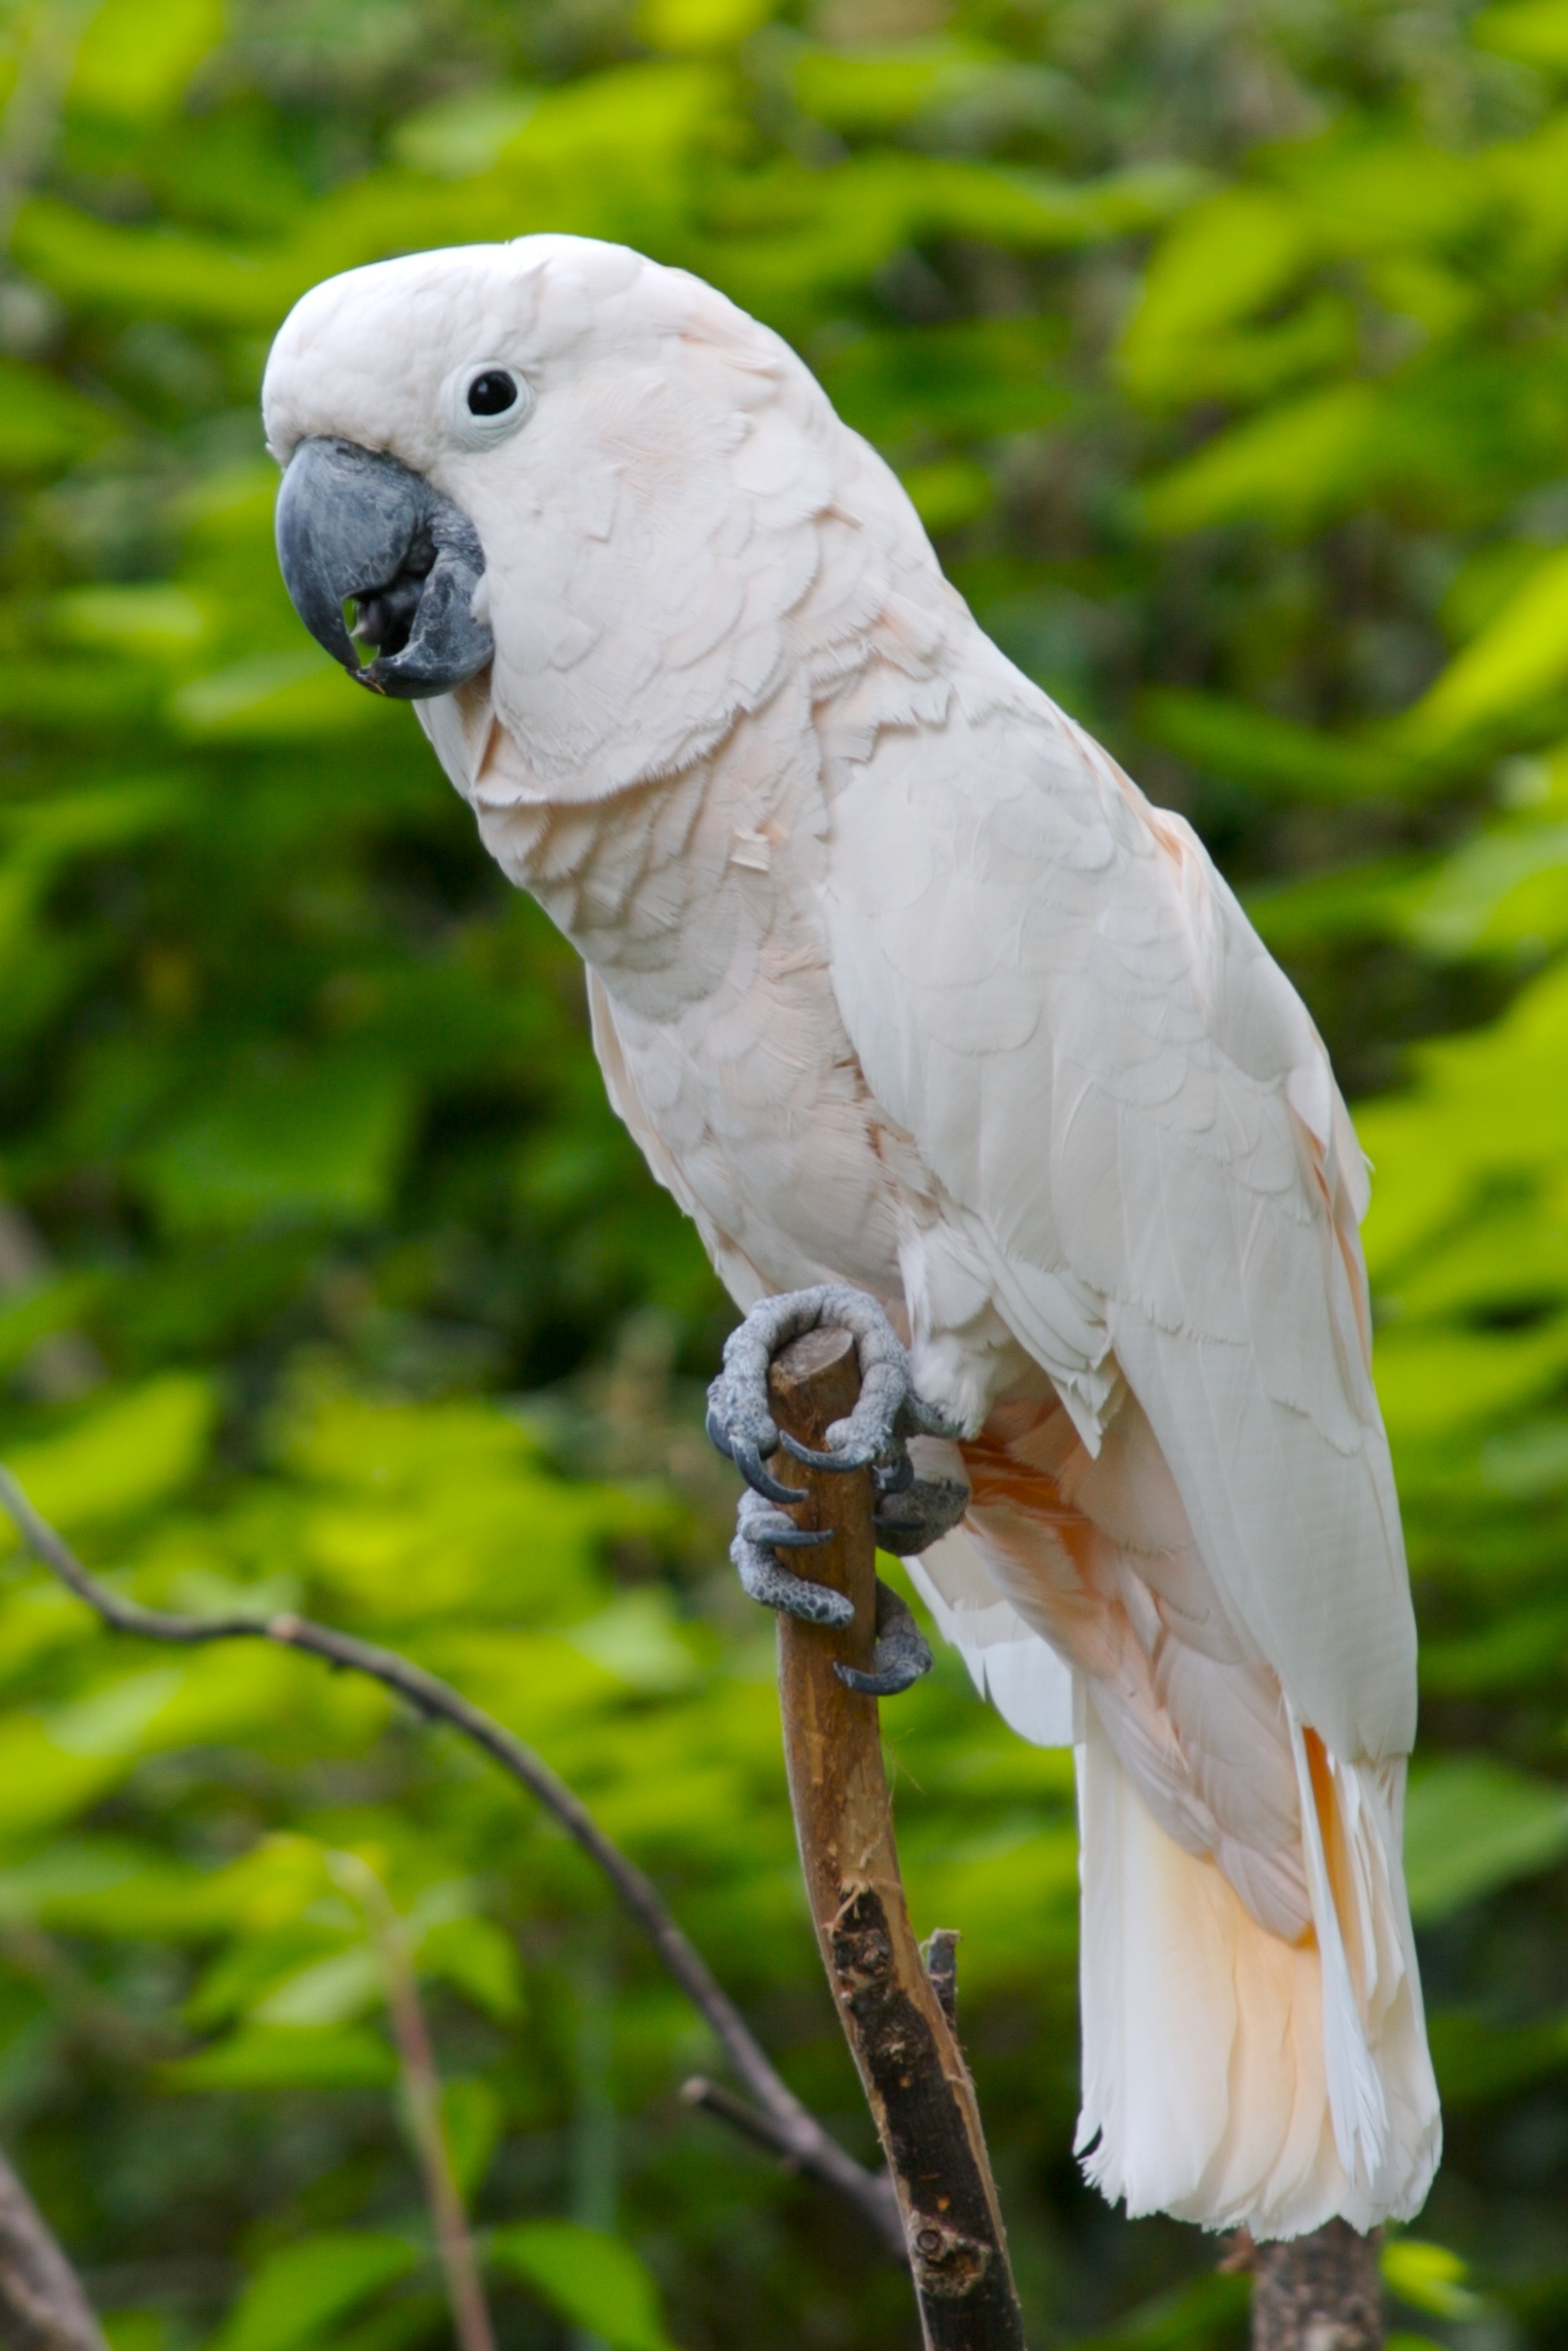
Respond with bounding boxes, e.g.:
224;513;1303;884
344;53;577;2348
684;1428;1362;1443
467;370;518;417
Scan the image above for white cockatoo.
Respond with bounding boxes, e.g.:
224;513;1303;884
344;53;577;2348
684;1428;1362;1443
263;233;1441;2240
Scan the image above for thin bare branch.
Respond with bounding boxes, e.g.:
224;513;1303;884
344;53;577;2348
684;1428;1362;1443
0;2140;108;2351
331;1855;498;2351
0;1464;902;2256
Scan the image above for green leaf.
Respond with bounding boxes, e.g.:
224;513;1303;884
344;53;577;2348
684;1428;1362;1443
901;455;993;534
1401;816;1568;955
1401;547;1568;747
1271;133;1486;253
171;650;389;740
1404;1758;1568;1921
12;200;300;330
792;41;1001;135
1358;959;1568;1269
163;2025;398;2092
416;1916;523;2021
51;586;211;661
70;0;225;125
252;1948;383;2029
488;2223;678;2351
211;2235;422;2351
1140;688;1417;802
1381;2240;1484;2322
1119;188;1316;406
0;1272;110;1379
135;1055;415;1234
1243;857;1433;951
441;2076;503;2197
1390;1199;1568;1321
0;360;110;476
637;0;772;53
1474;0;1568;70
0;1715;130;1839
0;1375;216;1547
566;1592;701;1695
818;318;1064;446
1374;1319;1568;1443
47;1667;187;1759
1142;383;1380;536
0;1839;214;1939
1480;1418;1568;1498
390;89;540;179
1428;2007;1568;2106
101;2317;163;2351
1068;2268;1250;2349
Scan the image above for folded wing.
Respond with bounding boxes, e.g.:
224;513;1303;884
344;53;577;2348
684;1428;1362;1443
817;662;1415;1770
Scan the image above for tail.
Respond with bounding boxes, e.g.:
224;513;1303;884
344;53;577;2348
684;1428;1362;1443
1074;1702;1441;2239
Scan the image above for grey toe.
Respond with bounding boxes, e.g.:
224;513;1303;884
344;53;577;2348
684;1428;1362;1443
835;1580;933;1697
731;1491;853;1625
872;1475;971;1557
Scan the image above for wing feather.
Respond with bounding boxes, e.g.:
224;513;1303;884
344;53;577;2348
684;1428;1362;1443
819;679;1415;1763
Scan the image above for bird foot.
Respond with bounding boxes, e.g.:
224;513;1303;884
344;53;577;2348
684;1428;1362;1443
706;1285;961;1504
709;1286;966;1696
731;1493;936;1695
731;1488;852;1629
837;1577;934;1698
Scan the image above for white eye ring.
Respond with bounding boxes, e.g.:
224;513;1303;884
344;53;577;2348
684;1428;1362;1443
443;360;534;449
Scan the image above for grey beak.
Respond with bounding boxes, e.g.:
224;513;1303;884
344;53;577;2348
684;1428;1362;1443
274;436;493;700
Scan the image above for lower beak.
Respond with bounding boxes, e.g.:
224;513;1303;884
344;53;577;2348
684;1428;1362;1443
274;436;493;700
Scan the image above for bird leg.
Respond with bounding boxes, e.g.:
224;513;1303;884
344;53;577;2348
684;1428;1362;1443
709;1287;968;1695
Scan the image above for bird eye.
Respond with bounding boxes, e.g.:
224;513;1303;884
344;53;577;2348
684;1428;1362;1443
466;370;518;417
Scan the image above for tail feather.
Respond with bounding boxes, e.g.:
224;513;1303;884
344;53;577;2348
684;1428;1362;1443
1288;1709;1387;2191
1075;1703;1440;2238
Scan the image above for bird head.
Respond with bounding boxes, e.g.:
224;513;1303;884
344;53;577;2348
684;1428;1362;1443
264;235;866;795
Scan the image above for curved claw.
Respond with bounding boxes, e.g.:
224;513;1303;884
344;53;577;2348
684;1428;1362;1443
777;1430;875;1474
835;1580;933;1698
730;1439;805;1508
766;1523;833;1551
703;1405;733;1463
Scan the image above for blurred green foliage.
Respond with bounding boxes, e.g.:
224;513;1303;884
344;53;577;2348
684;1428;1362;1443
0;0;1566;2344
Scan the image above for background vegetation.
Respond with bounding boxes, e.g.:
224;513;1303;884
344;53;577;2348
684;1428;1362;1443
0;0;1565;2342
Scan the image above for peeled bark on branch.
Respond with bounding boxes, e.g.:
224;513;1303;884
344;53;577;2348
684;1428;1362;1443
767;1327;1026;2351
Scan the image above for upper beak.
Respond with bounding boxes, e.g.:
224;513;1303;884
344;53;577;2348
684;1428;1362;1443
274;437;493;700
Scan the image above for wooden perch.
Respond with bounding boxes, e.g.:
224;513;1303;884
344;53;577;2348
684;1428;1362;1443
767;1327;1026;2351
1249;2223;1382;2350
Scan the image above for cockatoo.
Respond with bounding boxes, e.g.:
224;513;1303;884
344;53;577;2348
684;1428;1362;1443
263;233;1441;2240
